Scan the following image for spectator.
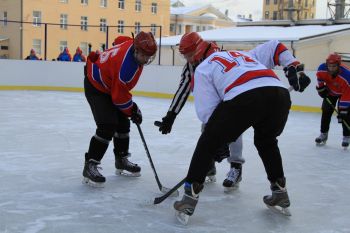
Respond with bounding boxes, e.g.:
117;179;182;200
25;49;40;60
73;47;86;62
57;47;72;61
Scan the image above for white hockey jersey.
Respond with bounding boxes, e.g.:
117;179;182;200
193;50;286;124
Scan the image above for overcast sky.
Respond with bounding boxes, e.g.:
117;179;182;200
181;0;330;21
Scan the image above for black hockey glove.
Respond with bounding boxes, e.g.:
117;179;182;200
284;63;311;92
316;86;328;99
130;103;142;125
158;111;176;134
214;143;230;163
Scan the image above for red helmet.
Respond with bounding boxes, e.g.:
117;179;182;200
191;41;220;64
113;36;132;46
134;32;157;56
179;32;203;55
326;53;341;65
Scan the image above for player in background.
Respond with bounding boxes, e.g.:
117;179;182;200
315;53;350;148
82;32;157;187
157;32;309;192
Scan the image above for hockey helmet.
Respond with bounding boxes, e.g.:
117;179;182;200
179;32;203;55
326;53;341;66
190;41;220;64
134;31;157;56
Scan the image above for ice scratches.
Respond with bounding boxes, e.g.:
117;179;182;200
23;215;73;233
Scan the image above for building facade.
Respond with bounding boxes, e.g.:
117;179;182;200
263;0;316;20
0;0;170;60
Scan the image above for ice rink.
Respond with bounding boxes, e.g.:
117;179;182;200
1;90;350;233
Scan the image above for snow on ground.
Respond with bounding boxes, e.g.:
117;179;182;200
0;91;350;233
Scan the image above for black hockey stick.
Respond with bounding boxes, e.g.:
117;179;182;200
154;177;186;204
324;98;350;131
154;121;162;127
136;124;179;196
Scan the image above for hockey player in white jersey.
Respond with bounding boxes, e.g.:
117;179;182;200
173;41;311;224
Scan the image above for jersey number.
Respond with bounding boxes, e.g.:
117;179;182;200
210;51;256;73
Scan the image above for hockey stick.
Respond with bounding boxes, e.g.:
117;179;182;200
324;98;350;131
136;124;179;196
154;177;186;204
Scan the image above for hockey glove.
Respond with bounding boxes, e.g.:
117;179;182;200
158;111;176;134
213;143;230;163
284;63;310;92
130;103;142;125
316;86;328;99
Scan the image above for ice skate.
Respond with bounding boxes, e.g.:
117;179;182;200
205;161;216;183
315;133;328;146
174;182;203;225
342;136;350;149
115;152;141;177
82;159;106;188
263;177;291;216
223;163;242;193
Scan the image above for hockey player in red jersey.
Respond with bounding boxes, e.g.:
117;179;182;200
82;31;157;187
172;39;311;224
315;53;350;148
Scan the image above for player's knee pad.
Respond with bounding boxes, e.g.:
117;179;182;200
95;124;117;144
114;132;129;139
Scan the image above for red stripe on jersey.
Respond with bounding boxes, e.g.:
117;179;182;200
225;69;279;94
273;43;288;66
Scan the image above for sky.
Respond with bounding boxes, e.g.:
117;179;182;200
180;0;330;21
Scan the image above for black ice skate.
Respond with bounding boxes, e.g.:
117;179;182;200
82;159;106;188
263;177;291;216
315;133;328;146
223;163;242;193
205;161;216;183
342;136;350;149
115;152;141;177
173;182;203;225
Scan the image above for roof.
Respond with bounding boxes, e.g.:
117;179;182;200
171;5;210;15
158;24;350;46
0;35;9;42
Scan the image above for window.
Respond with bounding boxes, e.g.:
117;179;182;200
100;0;107;7
60;14;68;29
33;11;42;26
201;25;206;31
59;41;67;53
305;0;308;7
33;39;41;54
100;18;107;32
266;0;270;4
135;0;141;12
118;0;125;9
196;25;200;32
304;12;308;19
170;23;175;32
118;20;124;33
135;22;141;34
81;0;88;5
81;16;88;31
273;0;277;4
80;42;88;56
312;0;315;7
311;13;314;18
178;24;182;34
151;2;157;14
151;24;156;36
3;11;7;26
273;11;277;20
265;11;269;19
60;0;68;3
99;43;105;52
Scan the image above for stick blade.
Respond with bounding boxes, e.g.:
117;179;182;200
161;187;179;197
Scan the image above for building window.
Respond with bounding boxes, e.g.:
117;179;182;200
196;25;200;31
273;11;278;20
80;42;88;56
33;39;41;54
81;16;88;31
81;0;88;5
312;0;315;6
135;22;141;34
60;0;68;3
60;14;68;29
305;0;308;7
178;24;182;34
151;24;156;35
273;0;277;4
266;0;270;4
135;0;142;12
59;41;67;53
118;20;124;33
265;11;269;19
3;11;7;26
100;18;107;32
304;12;308;18
151;3;157;14
202;25;206;31
170;23;175;32
100;0;107;7
33;11;42;26
311;13;314;18
118;0;125;9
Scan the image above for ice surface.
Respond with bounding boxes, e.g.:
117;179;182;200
0;91;350;233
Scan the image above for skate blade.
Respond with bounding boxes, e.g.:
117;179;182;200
116;169;141;177
223;183;240;193
161;187;179;197
175;210;190;225
82;177;105;188
316;142;326;146
266;204;291;216
205;175;216;183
